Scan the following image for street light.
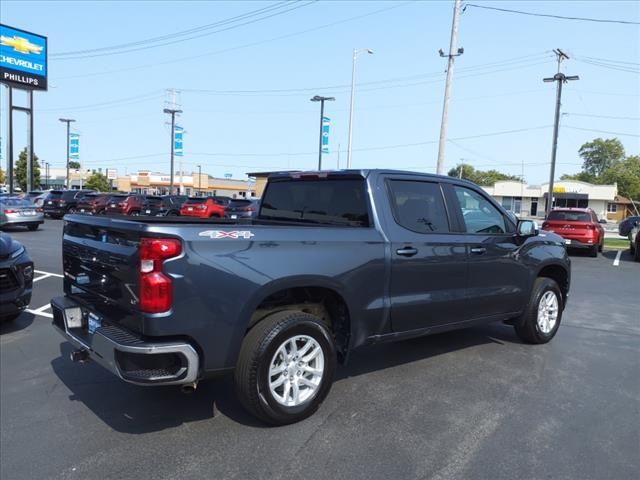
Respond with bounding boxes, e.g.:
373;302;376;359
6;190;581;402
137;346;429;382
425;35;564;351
45;162;50;188
347;48;374;168
310;95;335;170
163;107;182;194
59;118;75;189
197;164;202;194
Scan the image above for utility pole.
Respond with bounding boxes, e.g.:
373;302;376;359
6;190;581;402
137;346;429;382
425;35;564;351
163;107;182;195
197;164;201;194
59;118;75;189
436;0;464;175
544;49;579;216
310;95;335;170
347;48;374;168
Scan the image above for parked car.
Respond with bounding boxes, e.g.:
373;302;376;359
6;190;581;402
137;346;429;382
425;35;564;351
179;196;228;218
76;193;114;215
628;221;640;262
52;170;571;425
0;233;34;322
103;194;146;216
24;190;49;207
141;195;187;216
223;198;258;219
619;215;640;237
542;208;604;257
1;197;44;231
43;190;95;218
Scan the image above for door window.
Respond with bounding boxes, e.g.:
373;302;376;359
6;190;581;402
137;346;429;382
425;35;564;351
453;186;507;234
387;180;450;233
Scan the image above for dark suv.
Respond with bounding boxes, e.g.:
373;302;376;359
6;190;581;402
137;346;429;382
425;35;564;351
43;190;95;218
75;193;114;215
141;195;187;216
104;194;146;216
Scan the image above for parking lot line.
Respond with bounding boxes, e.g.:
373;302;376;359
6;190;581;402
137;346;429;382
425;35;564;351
34;270;63;278
25;304;53;319
613;250;622;267
33;273;54;282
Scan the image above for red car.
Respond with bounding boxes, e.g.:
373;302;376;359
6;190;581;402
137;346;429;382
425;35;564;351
104;194;145;216
179;197;228;218
75;193;113;215
542;208;605;257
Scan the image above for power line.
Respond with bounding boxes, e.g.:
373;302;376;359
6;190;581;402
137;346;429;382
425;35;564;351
578;56;640;66
51;2;316;60
463;3;640;25
563;126;640;137
563;113;640;121
576;59;640;74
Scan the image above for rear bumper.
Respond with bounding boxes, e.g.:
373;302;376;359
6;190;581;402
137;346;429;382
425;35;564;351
563;238;596;249
51;296;200;386
1;217;44;227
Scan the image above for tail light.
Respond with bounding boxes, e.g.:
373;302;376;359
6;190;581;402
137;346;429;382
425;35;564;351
542;222;549;229
586;224;595;230
36;208;43;212
139;237;182;313
199;204;207;210
118;202;127;207
4;209;17;214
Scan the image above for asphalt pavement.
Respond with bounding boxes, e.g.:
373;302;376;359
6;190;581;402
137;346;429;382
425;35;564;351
1;219;638;480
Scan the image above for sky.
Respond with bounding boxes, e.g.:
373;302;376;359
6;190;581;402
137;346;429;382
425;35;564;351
1;0;639;185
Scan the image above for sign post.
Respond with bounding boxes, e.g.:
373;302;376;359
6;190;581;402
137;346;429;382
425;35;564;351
1;24;47;193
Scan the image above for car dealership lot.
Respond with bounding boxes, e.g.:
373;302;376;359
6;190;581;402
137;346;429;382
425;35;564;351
1;221;638;480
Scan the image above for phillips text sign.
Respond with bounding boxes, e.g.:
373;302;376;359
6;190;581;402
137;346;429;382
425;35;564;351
0;24;47;90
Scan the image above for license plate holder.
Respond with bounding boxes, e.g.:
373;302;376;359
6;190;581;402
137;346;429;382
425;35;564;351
231;214;238;219
146;209;151;214
565;239;571;245
88;313;102;334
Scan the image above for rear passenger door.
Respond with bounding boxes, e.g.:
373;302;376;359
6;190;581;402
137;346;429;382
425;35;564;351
383;177;470;333
447;185;529;318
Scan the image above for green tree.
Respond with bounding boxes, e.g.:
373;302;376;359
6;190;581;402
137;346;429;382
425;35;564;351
447;164;522;186
68;160;81;169
560;171;595;183
601;155;640;201
0;167;5;184
579;138;625;178
84;172;111;192
15;148;41;191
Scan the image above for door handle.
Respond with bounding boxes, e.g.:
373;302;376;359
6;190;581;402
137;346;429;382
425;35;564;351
396;247;418;257
470;247;486;255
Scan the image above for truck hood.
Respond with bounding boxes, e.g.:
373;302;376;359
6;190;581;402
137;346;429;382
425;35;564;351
0;234;24;259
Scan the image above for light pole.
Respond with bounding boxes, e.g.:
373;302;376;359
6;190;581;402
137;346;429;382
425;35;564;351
197;164;201;194
45;162;50;188
163;107;182;194
59;118;75;189
310;95;335;170
347;48;373;168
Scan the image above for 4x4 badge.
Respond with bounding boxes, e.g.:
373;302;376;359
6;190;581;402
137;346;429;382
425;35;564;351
199;230;255;239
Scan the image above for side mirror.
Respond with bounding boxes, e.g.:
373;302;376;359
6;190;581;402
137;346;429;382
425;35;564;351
517;220;539;237
598;219;607;224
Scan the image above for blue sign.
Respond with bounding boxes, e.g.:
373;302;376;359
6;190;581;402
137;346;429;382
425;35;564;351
224;173;232;178
174;126;183;156
321;116;330;154
69;133;80;161
0;24;47;90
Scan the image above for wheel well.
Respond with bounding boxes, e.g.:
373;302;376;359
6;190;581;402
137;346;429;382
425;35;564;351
538;265;569;304
250;287;351;362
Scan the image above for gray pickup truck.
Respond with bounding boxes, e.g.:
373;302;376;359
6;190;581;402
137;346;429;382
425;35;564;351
52;170;571;425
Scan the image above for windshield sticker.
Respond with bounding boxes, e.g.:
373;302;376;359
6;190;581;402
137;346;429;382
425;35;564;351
199;230;255;239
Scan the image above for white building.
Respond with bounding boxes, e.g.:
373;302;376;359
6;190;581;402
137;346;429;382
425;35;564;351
482;180;617;219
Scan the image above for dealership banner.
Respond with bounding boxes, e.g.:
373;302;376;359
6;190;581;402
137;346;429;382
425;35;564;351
0;24;47;90
174;126;184;156
321;116;330;154
69;133;80;161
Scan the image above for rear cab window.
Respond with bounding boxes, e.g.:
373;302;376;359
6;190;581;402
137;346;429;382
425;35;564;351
387;180;450;233
548;211;591;222
260;178;370;227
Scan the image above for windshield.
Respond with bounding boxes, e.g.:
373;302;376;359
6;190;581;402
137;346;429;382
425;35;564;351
547;211;591;222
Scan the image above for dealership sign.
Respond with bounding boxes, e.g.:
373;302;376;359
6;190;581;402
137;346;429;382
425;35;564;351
0;24;47;90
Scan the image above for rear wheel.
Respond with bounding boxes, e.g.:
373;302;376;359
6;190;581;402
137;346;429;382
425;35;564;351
589;245;598;257
0;313;21;323
27;224;39;231
514;277;563;344
635;242;640;262
598;238;603;252
130;210;140;216
235;310;336;425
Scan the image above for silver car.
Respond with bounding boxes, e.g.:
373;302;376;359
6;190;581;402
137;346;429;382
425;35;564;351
0;197;45;231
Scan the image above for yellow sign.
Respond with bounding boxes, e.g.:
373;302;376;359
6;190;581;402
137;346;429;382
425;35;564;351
0;35;43;55
553;186;566;193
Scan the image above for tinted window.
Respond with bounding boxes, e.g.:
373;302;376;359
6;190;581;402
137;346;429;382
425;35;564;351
47;191;63;199
454;186;507;234
1;198;33;207
186;197;206;204
387;180;449;233
229;199;252;207
547;211;591;222
261;179;370;227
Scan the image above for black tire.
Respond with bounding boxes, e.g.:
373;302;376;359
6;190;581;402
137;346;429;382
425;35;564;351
27;224;39;231
130;210;140;216
514;277;564;344
598;239;603;252
634;243;640;262
234;310;337;426
0;313;21;323
589;245;598;257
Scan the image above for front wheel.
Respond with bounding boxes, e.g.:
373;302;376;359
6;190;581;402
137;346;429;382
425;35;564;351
514;277;564;344
234;310;336;425
27;224;39;231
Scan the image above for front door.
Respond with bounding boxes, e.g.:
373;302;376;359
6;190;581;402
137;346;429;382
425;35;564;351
384;178;470;333
449;185;529;318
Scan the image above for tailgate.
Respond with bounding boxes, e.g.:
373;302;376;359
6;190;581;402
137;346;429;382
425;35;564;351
63;219;141;316
544;221;592;238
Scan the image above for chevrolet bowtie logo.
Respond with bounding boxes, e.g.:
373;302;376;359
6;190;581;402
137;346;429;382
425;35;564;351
0;35;43;55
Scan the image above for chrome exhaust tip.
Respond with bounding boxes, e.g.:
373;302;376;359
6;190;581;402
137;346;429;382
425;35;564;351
181;382;198;394
70;349;89;363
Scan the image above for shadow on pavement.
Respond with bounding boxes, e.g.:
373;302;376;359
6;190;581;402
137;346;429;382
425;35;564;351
51;323;519;432
0;311;35;335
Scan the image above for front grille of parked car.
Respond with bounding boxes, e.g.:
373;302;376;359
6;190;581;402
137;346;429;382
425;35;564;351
0;268;19;290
